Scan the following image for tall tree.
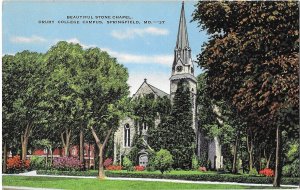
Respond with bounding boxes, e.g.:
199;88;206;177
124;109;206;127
193;2;299;186
80;48;130;179
147;96;171;152
44;42;85;157
164;80;195;169
3;55;19;172
3;51;46;161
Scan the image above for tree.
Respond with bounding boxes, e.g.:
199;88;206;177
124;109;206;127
192;2;299;186
43;42;85;157
153;149;174;174
80;47;130;179
2;55;20;172
165;80;195;169
147;96;171;152
2;51;46;161
43;42;130;178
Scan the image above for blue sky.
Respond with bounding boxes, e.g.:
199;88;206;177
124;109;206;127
3;1;208;95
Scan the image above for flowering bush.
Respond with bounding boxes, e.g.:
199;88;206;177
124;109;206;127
259;168;274;177
7;155;30;173
103;158;113;169
53;157;83;171
134;165;145;171
198;166;207;172
106;165;122;170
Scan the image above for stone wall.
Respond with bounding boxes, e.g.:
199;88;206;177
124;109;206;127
208;137;223;169
113;117;135;164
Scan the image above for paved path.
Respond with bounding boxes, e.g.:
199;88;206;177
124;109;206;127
2;186;62;190
3;171;300;189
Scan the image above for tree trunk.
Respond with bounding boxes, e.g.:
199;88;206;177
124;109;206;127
273;125;282;187
90;126;113;179
93;143;97;170
232;134;239;173
98;145;105;179
21;125;31;161
45;148;49;168
79;128;84;163
246;132;254;171
61;129;72;157
266;154;271;168
51;147;54;167
88;143;91;169
3;141;7;173
21;135;29;161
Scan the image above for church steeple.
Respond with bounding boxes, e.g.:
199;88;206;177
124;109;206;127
171;1;194;77
176;2;189;50
169;1;198;133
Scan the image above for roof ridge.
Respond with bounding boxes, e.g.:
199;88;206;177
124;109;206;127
147;83;169;96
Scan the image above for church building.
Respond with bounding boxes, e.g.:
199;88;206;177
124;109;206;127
113;2;223;169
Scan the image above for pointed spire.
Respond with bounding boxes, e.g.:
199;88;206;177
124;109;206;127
176;1;189;49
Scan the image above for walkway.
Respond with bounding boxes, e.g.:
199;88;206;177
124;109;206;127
3;171;300;189
2;186;62;190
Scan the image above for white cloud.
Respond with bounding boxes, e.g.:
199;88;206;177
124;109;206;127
111;27;169;40
65;38;96;49
52;38;172;65
102;48;172;66
53;38;96;49
10;35;47;44
128;72;170;96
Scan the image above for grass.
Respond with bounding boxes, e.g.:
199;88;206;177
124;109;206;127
2;176;273;190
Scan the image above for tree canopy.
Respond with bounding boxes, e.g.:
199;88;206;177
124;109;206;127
192;1;299;186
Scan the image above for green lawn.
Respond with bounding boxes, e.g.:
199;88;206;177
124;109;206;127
3;176;269;190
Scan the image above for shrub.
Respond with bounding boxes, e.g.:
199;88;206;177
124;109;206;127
134;165;145;171
199;166;207;172
146;150;156;172
192;154;199;170
153;149;174;174
30;156;45;170
53;157;83;171
104;171;300;185
7;155;30;173
248;168;258;176
259;168;274;177
36;170;300;185
106;165;122;171
123;156;133;171
103;158;113;169
283;159;300;177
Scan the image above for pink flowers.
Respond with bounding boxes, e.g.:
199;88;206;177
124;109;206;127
53;157;83;171
104;158;113;169
198;166;207;172
259;168;274;177
134;165;145;171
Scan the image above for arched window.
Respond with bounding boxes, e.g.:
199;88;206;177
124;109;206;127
124;124;130;147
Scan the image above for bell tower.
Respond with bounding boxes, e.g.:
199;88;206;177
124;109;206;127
170;2;197;130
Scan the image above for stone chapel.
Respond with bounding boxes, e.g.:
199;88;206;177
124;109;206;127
113;2;223;169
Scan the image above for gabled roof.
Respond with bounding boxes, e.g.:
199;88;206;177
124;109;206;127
133;79;169;99
147;83;169;97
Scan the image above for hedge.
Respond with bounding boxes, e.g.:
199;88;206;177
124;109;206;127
37;170;300;185
37;170;98;176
